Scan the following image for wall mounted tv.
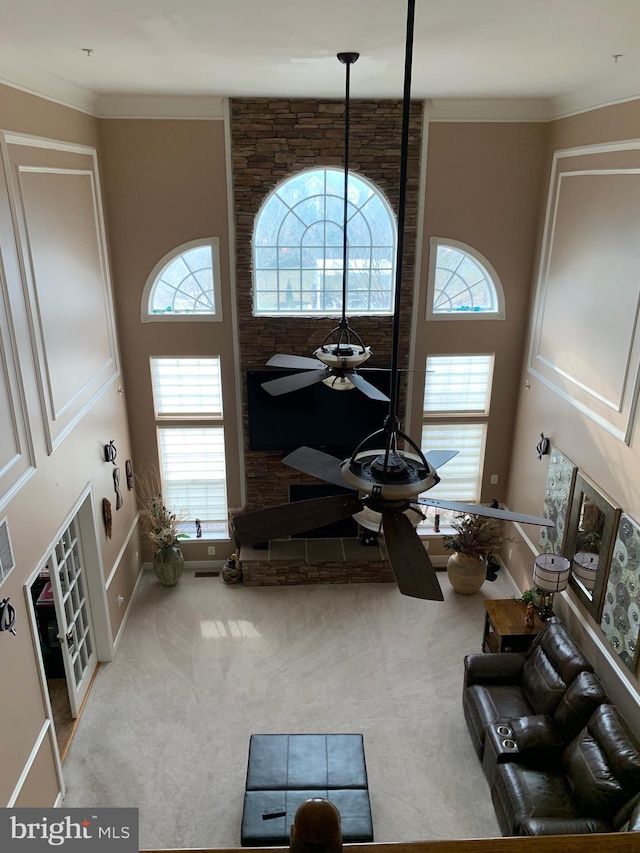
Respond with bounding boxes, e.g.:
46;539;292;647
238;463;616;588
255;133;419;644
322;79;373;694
246;369;391;453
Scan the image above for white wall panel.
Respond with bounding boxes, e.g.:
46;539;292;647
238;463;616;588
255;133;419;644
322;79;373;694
529;142;640;444
3;136;119;452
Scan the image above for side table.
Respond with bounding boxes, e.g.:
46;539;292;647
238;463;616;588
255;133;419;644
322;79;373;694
482;598;543;653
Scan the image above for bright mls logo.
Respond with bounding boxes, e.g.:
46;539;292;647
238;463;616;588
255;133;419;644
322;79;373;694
0;809;138;851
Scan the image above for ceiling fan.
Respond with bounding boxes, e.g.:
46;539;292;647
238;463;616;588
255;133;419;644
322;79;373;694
260;52;389;404
233;0;553;600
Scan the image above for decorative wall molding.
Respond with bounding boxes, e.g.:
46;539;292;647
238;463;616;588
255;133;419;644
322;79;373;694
2;133;120;453
0;227;35;507
528;141;640;444
6;719;53;807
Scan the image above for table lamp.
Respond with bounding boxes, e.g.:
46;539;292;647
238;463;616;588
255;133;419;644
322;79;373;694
532;554;571;620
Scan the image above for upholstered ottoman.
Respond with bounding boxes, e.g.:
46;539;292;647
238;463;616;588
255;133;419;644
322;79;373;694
241;734;374;846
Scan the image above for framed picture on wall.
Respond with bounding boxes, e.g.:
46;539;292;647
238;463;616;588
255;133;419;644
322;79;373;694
600;512;640;673
539;446;577;556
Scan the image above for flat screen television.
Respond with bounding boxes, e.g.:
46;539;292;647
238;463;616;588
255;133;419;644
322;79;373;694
246;369;390;454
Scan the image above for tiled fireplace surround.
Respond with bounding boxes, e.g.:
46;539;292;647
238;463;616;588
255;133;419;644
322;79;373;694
231;97;423;586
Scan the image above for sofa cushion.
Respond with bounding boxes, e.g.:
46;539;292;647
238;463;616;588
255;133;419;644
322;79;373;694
521;621;593;717
492;763;585;836
553;670;607;744
563;704;640;825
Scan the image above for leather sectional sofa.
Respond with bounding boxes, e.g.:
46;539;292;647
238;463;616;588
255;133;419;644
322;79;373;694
463;617;640;836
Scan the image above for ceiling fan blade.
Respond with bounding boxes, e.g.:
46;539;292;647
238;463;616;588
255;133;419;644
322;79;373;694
416;497;554;528
349;372;390;402
267;353;327;370
232;494;363;545
381;509;444;601
282;446;355;490
261;368;331;396
424;449;459;470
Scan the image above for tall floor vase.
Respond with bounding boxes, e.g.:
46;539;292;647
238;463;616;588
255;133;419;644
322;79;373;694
152;545;184;587
446;551;486;595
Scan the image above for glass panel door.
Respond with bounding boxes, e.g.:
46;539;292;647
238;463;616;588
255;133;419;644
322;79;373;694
47;516;98;716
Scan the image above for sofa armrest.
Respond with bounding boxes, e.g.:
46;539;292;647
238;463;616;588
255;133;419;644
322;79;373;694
624;802;640;832
520;817;611;835
464;653;527;687
510;715;563;751
616;793;640;832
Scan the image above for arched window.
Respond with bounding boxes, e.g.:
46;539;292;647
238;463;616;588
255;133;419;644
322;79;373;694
141;238;222;322
252;168;396;316
426;237;505;320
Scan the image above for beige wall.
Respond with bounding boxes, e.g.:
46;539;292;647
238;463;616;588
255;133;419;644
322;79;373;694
0;82;139;806
505;100;640;726
98;118;241;562
411;120;548;500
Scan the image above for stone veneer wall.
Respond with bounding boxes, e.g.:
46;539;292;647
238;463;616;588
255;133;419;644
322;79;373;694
230;97;423;513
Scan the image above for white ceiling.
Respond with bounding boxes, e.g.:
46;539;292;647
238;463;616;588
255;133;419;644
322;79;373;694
1;0;640;116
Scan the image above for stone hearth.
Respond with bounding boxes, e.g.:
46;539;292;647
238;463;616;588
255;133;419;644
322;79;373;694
240;538;394;587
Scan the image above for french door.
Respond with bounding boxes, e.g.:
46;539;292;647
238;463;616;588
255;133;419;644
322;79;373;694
47;516;98;716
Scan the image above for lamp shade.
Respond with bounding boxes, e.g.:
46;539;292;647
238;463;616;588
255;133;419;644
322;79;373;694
533;554;571;592
573;552;599;591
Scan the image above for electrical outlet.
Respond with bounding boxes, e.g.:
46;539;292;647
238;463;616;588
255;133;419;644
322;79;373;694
423;540;429;551
118;595;124;607
508;548;513;561
207;546;216;556
490;474;499;485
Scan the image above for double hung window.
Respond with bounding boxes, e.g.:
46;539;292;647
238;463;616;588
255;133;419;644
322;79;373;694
151;357;228;539
420;354;494;529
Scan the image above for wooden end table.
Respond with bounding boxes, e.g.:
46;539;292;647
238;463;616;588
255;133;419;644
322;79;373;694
482;598;543;653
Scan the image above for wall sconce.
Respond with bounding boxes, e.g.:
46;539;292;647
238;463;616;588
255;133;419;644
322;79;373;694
532;553;571;620
536;433;550;460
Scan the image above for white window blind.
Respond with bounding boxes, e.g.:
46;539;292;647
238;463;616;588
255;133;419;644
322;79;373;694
151;357;223;418
421;423;487;502
423;355;494;415
157;427;228;526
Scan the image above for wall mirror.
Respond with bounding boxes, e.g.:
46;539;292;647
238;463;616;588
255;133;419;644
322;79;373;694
563;473;620;620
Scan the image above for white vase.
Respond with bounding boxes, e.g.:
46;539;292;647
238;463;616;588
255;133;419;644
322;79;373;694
447;551;486;595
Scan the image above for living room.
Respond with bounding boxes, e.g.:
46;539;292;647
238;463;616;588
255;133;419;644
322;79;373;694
1;2;640;847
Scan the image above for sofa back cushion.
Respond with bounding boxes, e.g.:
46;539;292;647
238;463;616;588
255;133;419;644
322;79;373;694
553;670;608;743
564;704;640;823
521;620;593;716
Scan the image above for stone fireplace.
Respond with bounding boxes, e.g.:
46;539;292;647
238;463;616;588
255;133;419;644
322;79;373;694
230;97;423;585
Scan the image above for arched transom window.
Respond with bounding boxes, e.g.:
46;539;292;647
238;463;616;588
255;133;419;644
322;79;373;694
426;237;505;320
253;168;397;316
141;238;222;322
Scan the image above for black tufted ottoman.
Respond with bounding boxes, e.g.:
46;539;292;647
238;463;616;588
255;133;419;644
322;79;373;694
240;734;374;846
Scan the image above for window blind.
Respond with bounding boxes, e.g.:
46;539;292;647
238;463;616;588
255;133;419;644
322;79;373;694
151;357;223;418
423;354;494;415
157;427;228;525
421;423;487;502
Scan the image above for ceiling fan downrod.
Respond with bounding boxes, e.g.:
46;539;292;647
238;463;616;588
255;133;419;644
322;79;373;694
313;51;371;382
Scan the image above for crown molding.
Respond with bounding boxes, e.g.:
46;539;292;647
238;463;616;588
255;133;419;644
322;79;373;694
95;94;225;120
550;73;640;119
426;98;553;122
0;55;96;115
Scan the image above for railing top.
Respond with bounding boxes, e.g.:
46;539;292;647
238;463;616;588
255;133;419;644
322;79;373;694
142;832;639;853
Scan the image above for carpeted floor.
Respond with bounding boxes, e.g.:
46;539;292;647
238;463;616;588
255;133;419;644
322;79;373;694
61;569;514;849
